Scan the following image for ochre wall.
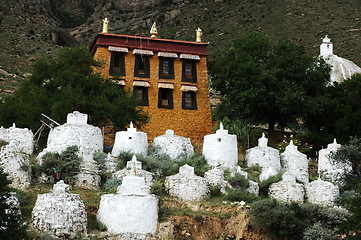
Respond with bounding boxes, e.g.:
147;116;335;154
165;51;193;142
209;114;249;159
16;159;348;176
93;46;213;144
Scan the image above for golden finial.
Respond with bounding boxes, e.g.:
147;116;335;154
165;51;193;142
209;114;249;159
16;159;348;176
196;28;202;42
150;22;158;38
102;18;109;33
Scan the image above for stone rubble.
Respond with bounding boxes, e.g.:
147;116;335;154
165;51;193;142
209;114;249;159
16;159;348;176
111;122;148;157
165;164;209;201
245;133;281;181
152;129;194;160
202;122;238;170
318;139;352;185
268;171;305;203
306;178;339;206
113;155;154;187
97;174;158;238
31;181;87;238
280;140;309;183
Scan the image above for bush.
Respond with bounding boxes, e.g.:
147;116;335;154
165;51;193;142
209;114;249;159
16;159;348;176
225;189;259;203
249;199;306;240
11;189;30;206
40;146;81;182
302;222;337;240
97;221;107;231
117;151;133;170
93;151;107;172
103;177;122;193
258;170;284;197
151;178;166;196
226;173;249;189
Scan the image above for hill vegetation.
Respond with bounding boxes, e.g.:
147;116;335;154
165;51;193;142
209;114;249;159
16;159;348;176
0;0;360;98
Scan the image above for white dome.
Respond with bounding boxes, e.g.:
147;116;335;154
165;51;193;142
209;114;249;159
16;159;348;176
323;54;361;84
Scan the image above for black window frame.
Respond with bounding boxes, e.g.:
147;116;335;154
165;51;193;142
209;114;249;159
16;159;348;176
133;86;149;106
159;57;175;79
182;91;197;110
182;60;197;83
134;55;150;78
109;52;126;76
158;88;174;109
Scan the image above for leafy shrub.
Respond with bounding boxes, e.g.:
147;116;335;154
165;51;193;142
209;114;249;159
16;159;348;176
151;178;166;196
12;189;30;206
103;177;122;193
258;170;284;197
97;221;107;231
117;151;133;170
40;146;81;181
249;199;306;240
158;204;172;222
226;173;249;189
302;222;337;240
93;151;107;172
225;189;259;203
209;186;221;198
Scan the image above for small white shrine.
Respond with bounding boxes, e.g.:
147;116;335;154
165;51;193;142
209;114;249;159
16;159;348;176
280;140;309;183
38;111;103;160
202;123;238;170
318;139;352;185
111;122;148;157
306;178;339;206
268;172;305;203
113;155;154;187
97;174;158;237
0;123;34;154
152;130;194;160
31;181;87;238
165;164;209;201
245;133;281;181
320;35;361;84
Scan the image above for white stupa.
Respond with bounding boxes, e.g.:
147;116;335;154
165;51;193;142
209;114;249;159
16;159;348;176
320;35;361;84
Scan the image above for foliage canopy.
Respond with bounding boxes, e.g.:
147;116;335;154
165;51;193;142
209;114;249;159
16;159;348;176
0;46;148;133
211;32;331;131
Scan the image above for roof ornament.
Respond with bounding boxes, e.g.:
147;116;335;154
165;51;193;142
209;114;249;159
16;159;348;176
102;18;109;33
196;28;202;42
150;22;158;38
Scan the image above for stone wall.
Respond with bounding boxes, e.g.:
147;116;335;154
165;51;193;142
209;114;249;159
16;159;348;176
94;47;213;143
306;178;339;206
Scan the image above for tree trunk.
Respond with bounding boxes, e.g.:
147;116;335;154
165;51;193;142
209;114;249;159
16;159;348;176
268;119;275;131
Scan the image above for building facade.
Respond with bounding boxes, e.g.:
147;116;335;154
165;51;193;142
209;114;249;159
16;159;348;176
90;29;212;143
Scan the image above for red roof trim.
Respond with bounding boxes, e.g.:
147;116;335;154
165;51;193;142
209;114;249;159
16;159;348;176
90;33;208;56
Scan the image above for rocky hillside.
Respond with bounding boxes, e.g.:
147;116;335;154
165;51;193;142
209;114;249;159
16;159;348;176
1;0;360;97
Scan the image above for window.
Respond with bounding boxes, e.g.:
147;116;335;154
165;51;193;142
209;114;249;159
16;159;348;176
182;91;197;110
158;88;173;109
133;86;149;106
159;58;174;79
109;53;125;76
134;55;150;78
182;60;197;83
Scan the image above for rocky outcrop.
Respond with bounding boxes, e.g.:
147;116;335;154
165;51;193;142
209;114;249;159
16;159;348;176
31;181;87;238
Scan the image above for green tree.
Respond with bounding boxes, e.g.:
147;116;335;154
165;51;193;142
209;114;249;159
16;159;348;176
0;168;27;239
211;32;331;131
306;74;361;145
0;46;148;133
